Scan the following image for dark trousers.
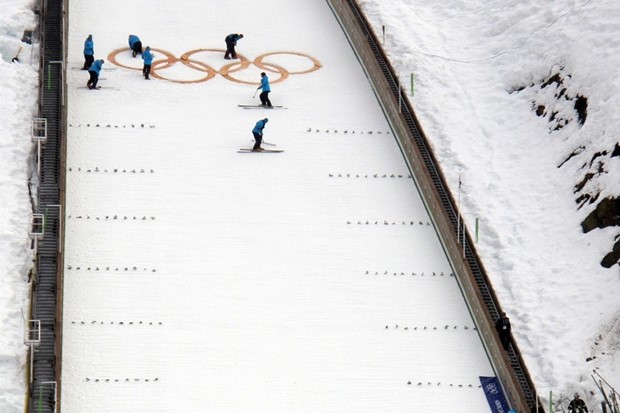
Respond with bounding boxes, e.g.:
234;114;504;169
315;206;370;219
132;41;143;57
252;132;262;150
499;332;510;350
225;40;237;59
87;71;99;89
83;54;94;69
143;64;151;79
259;91;272;107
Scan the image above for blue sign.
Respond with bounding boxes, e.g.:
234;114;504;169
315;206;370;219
480;376;511;413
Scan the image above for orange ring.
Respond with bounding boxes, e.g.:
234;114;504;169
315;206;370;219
107;47;176;71
219;55;251;76
255;52;322;75
153;49;220;83
179;48;242;72
151;58;216;84
220;60;288;85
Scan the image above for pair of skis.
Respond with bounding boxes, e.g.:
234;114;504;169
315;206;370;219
238;148;283;153
79;85;119;90
237;104;286;110
238;142;283;153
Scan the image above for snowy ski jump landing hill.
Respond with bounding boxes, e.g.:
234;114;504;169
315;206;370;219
62;0;496;411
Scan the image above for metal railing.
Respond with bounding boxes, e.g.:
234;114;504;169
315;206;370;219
28;0;64;412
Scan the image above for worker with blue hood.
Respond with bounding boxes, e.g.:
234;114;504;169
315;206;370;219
87;59;104;89
128;34;142;57
82;34;94;69
252;118;269;151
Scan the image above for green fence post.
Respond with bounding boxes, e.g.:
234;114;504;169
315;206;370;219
549;390;553;412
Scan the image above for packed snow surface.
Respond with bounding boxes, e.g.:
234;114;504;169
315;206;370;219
1;0;619;412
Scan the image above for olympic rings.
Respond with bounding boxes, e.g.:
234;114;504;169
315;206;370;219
485;383;499;394
107;48;322;84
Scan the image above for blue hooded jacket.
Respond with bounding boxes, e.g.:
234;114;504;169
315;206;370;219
142;47;153;65
89;59;104;74
252;118;268;135
258;74;271;92
83;35;94;55
128;35;140;48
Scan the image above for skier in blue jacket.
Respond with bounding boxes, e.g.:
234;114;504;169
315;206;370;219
128;34;142;57
82;34;94;70
142;46;153;79
224;33;243;59
87;59;104;89
256;72;272;107
252;118;268;151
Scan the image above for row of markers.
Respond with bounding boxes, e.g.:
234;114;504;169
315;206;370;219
67;215;156;220
66;265;156;272
384;324;476;330
328;173;411;178
68;167;154;173
85;377;159;383
69;123;155;128
71;321;163;325
365;271;454;276
307;128;389;134
347;220;431;225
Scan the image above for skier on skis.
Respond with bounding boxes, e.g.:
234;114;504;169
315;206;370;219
82;34;94;70
87;59;104;89
256;72;272;108
142;46;153;79
224;33;243;59
252;118;268;152
128;34;142;57
568;393;588;413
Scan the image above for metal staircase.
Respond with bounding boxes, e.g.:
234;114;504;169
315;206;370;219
30;0;63;411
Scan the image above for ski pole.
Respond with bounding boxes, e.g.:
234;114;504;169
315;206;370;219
12;46;23;63
253;88;258;98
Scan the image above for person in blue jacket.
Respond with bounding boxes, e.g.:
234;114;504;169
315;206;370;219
252;118;268;151
82;34;94;70
142;46;153;79
256;72;272;107
224;33;243;59
128;34;142;57
87;59;104;89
